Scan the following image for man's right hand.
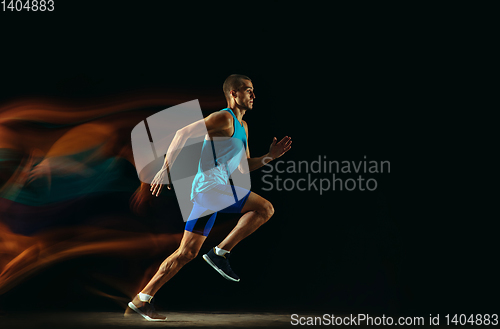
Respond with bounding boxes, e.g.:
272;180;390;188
150;167;171;197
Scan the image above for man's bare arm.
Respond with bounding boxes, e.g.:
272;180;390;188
247;154;274;172
240;120;292;173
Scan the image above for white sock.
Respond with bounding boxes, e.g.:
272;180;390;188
215;246;229;256
138;292;153;302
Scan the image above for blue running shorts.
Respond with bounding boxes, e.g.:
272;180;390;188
185;184;251;236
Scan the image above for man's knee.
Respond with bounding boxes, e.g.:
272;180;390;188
177;247;198;264
259;200;274;221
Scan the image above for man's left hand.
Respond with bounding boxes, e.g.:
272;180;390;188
268;136;292;160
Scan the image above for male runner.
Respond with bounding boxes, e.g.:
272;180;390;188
128;74;292;321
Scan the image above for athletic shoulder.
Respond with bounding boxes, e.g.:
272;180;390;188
205;110;232;131
242;120;248;131
216;110;233;125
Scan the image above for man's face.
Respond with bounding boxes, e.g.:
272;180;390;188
233;80;255;110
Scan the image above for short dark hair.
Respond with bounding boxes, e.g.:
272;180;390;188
223;74;251;101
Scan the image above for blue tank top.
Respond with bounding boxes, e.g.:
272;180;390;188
190;108;247;201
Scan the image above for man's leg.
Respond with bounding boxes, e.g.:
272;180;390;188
128;230;206;321
218;191;274;251
202;191;274;281
141;230;206;295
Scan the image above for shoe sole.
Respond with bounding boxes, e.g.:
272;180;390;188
202;254;240;282
127;302;167;322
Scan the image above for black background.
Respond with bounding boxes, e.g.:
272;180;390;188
0;1;496;318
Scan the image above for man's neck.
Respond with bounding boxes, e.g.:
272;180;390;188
228;105;245;124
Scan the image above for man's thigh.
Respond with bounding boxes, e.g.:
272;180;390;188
185;202;217;237
239;191;270;214
201;185;251;214
179;230;207;252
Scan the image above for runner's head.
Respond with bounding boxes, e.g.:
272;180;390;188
223;74;255;110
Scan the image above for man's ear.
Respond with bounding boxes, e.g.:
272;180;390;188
230;90;237;99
